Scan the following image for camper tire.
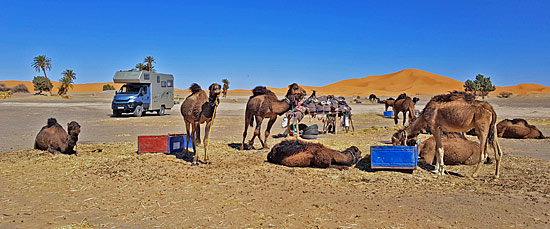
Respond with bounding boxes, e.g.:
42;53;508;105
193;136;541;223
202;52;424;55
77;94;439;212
158;105;165;116
112;110;121;117
134;105;143;117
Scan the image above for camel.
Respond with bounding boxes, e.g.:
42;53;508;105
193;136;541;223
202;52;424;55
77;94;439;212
267;139;362;168
241;83;306;150
180;83;222;165
369;94;379;103
380;98;395;111
497;119;545;139
392;91;503;178
413;97;420;104
34;118;81;156
420;133;483;165
392;93;416;125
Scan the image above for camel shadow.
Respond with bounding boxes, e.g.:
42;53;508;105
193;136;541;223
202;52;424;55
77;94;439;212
108;113;173;119
354;155;414;175
169;150;195;163
227;143;257;151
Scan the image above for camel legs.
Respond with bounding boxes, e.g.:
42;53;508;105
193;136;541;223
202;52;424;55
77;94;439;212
472;129;489;178
263;116;277;149
201;121;212;164
393;109;399;125
241;112;252;150
490;133;503;178
402;111;407;126
184;120;192;152
190;122;199;166
249;115;265;148
433;127;446;175
195;123;201;145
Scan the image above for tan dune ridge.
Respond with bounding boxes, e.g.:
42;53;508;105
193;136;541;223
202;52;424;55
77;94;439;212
2;69;548;96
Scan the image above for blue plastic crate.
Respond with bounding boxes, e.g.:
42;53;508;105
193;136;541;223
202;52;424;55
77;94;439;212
383;111;394;118
168;134;195;154
371;145;418;170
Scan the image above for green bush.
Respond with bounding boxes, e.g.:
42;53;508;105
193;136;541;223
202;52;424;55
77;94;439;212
32;76;53;94
103;84;116;91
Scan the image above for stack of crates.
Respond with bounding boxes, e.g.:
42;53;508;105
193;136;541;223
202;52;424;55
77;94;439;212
138;134;195;154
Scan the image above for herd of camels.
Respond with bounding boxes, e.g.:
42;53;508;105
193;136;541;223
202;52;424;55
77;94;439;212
33;82;547;178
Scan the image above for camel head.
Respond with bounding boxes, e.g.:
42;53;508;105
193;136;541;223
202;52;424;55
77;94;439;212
391;129;417;146
342;146;362;164
67;121;81;137
413;97;420;104
285;83;306;104
208;83;222;98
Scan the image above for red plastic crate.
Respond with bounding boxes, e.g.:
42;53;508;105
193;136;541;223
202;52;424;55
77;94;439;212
138;135;169;153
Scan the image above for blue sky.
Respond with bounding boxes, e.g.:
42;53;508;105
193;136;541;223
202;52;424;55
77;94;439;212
0;0;548;89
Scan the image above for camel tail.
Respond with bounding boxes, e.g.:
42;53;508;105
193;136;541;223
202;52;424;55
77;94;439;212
250;116;254;127
487;109;497;144
47;118;58;127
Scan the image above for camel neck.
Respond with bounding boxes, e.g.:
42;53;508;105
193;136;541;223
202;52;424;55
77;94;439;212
65;134;78;153
273;98;292;115
405;117;426;137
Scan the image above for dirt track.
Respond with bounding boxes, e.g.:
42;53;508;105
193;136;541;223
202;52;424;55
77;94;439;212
1;93;550;227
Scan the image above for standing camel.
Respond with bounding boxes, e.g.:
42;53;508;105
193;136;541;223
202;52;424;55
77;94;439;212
392;91;503;178
180;83;222;165
241;83;306;150
381;98;395;111
34;118;81;156
392;93;416;125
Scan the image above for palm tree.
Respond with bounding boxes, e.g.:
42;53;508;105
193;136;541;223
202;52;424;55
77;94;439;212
135;63;146;71
222;78;230;97
32;55;52;78
58;69;77;95
143;56;155;72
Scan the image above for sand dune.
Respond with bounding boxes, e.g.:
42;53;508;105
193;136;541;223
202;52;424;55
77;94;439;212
2;69;548;96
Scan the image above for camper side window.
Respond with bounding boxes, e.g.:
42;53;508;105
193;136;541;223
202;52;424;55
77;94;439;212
157;76;160;83
167;80;173;87
144;74;150;80
161;81;167;87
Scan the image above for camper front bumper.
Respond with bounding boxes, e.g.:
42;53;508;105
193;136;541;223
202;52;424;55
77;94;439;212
112;102;138;111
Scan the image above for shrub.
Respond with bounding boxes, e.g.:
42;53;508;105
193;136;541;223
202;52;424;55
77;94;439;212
10;84;29;93
498;92;513;98
0;84;9;92
32;76;53;94
103;84;116;91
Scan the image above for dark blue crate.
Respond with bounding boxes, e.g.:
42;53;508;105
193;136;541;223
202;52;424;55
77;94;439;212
371;145;418;170
383;111;394;118
168;134;195;154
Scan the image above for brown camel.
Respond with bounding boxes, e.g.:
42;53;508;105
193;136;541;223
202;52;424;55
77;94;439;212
180;83;222;165
497;119;545;139
267;139;362;168
392;91;503;178
34;118;81;156
380;98;395;111
392;93;416;125
241;83;306;150
420;133;483;165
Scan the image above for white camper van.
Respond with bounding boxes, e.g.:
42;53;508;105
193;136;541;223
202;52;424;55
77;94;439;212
111;70;174;117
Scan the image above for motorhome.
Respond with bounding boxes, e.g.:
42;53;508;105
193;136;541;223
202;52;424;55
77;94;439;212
111;70;174;117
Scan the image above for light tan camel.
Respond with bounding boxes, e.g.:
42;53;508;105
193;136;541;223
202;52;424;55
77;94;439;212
180;83;221;165
241;83;306;150
267;139;362;168
497;119;545;139
392;91;503;178
420;133;483;165
393;93;416;125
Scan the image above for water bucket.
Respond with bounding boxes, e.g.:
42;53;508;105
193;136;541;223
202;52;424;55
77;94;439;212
383;111;394;118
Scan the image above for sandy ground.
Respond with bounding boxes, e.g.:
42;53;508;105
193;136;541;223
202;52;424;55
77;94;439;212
1;92;550;227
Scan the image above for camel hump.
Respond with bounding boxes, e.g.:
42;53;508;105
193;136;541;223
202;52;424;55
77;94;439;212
189;83;202;94
251;86;269;97
47;118;58;127
397;93;408;100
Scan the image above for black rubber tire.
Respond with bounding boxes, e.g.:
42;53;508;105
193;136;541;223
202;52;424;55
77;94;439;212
301;134;318;140
112;110;121;117
304;124;319;131
158;105;165;116
134;105;143;117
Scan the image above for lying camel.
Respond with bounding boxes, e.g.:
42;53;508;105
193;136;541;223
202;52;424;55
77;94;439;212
420;133;483;165
497;119;545;139
267;139;362;169
34;118;81;156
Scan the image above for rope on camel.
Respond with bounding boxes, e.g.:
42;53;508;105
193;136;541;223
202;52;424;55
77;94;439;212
206;95;220;153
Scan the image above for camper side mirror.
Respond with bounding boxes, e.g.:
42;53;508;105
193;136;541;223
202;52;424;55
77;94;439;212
115;91;118;95
139;91;144;96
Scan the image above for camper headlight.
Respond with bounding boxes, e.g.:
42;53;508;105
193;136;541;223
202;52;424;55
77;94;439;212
128;96;136;103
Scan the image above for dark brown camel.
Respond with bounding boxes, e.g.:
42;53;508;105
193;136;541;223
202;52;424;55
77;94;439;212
34;118;81;156
392;91;503;178
497;119;545;139
241;83;306;150
267;139;362;168
392;93;416;125
369;94;378;103
180;83;222;165
420;133;483;165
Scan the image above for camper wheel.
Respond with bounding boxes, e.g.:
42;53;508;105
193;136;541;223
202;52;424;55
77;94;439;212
134;105;143;117
158;105;165;116
112;110;121;117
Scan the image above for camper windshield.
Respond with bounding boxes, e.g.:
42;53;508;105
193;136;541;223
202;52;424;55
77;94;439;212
118;85;141;94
